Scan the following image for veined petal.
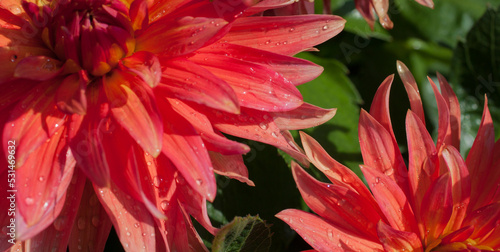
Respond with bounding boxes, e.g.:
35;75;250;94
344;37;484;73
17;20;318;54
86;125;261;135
13;56;62;80
160;98;217;201
129;0;148;31
372;0;393;29
359;110;409;195
0;78;37;111
276;209;384;251
223;15;345;56
271;103;336;130
196;43;324;86
103;70;163;157
95;182;157;252
466;97;495;212
190;53;303;112
437;73;461;150
441;146;470;233
209;152;254;186
244;0;296;15
158;58;239;113
397;61;425;125
136;16;228;57
420;173;453;243
355;0;375;29
292;162;381;240
121;51;161;88
361;165;418;234
55;71;88;115
429;77;451;150
169;0;254;21
462;202;500;242
377;221;423;252
369;75;396;140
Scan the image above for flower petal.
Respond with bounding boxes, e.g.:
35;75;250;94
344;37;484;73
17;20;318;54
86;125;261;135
68;180;113;252
377;221;423;252
95;182;157;252
397;61;425;125
223;15;345;56
361;165;418;234
466;97;495;212
158;58;239;113
276;209;384;251
196;43;324;86
136;16;228;57
190;52;303;112
121;51;161;88
359;110;409;195
209;151;254;186
271;103;336;130
437;73;461;150
369;75;396;140
55;71;88;115
429;77;452;149
103;70;163;157
13;56;62;80
414;0;434;8
462;202;500;242
245;0;295;15
0;79;38;111
292;161;381;239
372;0;393;29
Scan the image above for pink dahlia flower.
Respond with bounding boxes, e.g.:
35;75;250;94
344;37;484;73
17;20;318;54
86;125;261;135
0;0;345;250
277;61;500;251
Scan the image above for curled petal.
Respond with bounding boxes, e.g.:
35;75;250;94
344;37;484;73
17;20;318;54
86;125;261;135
121;51;161;88
210;152;254;186
271;103;336;130
55;71;88;115
13;56;62;81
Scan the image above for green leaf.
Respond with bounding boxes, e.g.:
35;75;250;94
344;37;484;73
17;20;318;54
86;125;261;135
452;6;500;153
212;216;272;252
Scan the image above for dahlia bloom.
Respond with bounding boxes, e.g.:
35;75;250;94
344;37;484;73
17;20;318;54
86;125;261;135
0;0;344;250
277;61;500;251
356;0;434;29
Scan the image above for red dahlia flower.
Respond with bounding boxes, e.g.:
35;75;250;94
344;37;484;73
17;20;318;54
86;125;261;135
356;0;434;29
277;61;500;251
0;0;344;250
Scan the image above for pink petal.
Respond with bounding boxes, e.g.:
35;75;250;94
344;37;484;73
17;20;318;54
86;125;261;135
440;146;470;233
369;74;396;139
196;43;324;86
437;73;461;150
95;182;157;251
136;16;228;57
276;209;384;251
355;0;375;29
358;110;409;196
299;132;383;218
3;80;66;167
377;221;423;252
55;71;88;115
121;51;161;88
223;15;345;56
68;180;113;252
103;70;163;157
190;52;303;112
429;77;451;150
271;103;336;130
414;0;434;8
292;161;381;239
397;61;425;125
27;169;86;251
13;56;62;81
420;173;453;242
245;0;296;15
158;58;239;113
372;0;393;29
209;151;254;186
159;98;217;201
170;0;253;21
361;165;418;234
466;97;495;212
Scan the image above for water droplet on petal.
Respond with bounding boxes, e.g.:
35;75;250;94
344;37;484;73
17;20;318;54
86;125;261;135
153;176;161;187
289;27;295;32
53;216;66;231
77;217;86;230
134;223;140;228
126;231;131;236
160;200;170;211
259;122;268;130
375;177;381;184
91;216;99;227
322;25;328;30
196;179;203;186
38;176;45;182
25;197;34;205
384;169;394;176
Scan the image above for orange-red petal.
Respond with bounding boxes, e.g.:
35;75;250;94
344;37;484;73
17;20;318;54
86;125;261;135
377;221;423;252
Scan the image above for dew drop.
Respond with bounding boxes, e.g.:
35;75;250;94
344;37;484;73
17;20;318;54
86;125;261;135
134;223;140;228
38;176;45;182
142;232;147;236
91;216;99;227
160;200;170;211
196;179;203;186
25;197;34;205
289;27;295;32
10;55;17;62
375;177;381;184
322;25;328;30
265;40;271;45
384;169;394;176
53;216;66;231
153;176;161;187
77;217;86;230
126;231;131;236
327;229;334;240
271;132;278;138
259;122;268;130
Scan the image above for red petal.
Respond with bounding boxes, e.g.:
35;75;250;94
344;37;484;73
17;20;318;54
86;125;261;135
121;51;161;88
441;225;474;244
158;58;239;113
13;56;62;80
480;139;500;206
160;99;217;201
3;80;66;167
292;161;381;239
209;151;254;186
276;209;384;251
170;0;253;21
55;71;88;115
369;75;396;140
361;165;418;234
420;173;453;242
466;97;495;212
0;79;38;111
190;53;303;112
358;110;409;195
245;0;295;15
103;70;163;157
397;61;425;125
377;221;423;252
440;146;470;233
429;77;452;150
299;132;383;218
355;0;375;29
462;202;500;242
271;103;336;130
136;16;228;57
437;73;461;150
130;0;149;31
223;15;345;56
196;43;324;86
95;182;157;251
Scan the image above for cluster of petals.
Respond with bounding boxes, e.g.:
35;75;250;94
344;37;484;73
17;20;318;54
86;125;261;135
277;61;500;251
356;0;434;29
0;0;345;250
